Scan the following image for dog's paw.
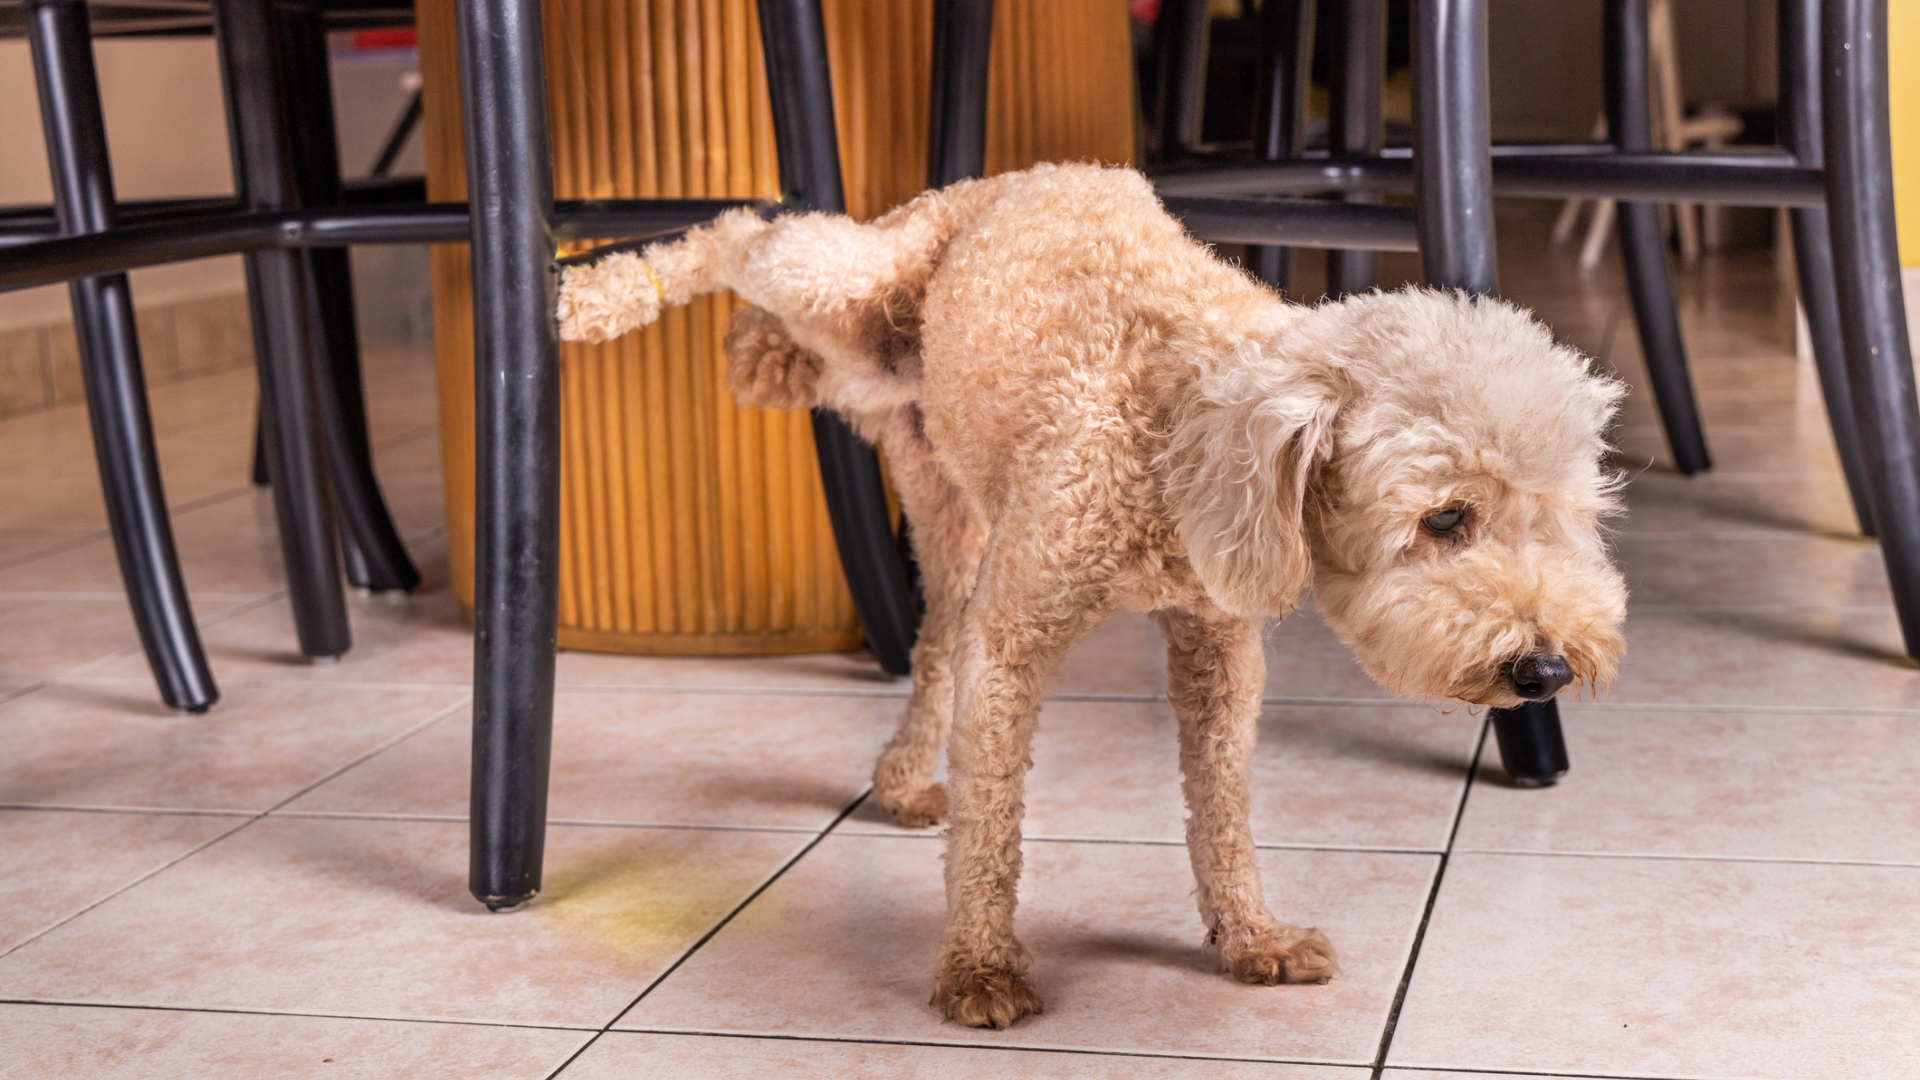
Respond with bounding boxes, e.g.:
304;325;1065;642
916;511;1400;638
724;306;821;410
874;781;948;828
1217;923;1338;986
931;960;1043;1029
557;253;663;343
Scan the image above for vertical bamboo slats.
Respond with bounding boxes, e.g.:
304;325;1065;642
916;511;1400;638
418;0;1132;656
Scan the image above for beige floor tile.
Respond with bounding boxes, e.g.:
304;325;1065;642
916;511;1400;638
0;810;239;953
841;699;1478;852
0;681;466;812
0;817;807;1027
0;597;148;679
1602;606;1920;710
285;690;896;829
621;834;1435;1065
0;1004;590;1080
0;530;289;600
555;646;905;695
1386;853;1920;1079
90;583;475;686
567;1031;1369;1078
1457;707;1920;864
1614;472;1861;539
1380;1073;1585;1080
1614;422;1844;479
1050;609;1394;704
1616;534;1890;609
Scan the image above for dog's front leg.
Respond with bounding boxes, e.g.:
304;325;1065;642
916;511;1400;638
932;553;1104;1028
1156;607;1338;986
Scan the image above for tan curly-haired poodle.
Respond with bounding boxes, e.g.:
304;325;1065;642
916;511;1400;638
557;163;1627;1029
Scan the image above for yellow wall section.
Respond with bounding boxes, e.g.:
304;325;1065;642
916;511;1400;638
1895;0;1918;265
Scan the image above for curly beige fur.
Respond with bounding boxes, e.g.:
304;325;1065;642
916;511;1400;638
558;163;1627;1028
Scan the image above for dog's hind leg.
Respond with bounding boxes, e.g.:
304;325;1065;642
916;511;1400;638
869;413;986;828
1156;606;1338;986
934;541;1112;1028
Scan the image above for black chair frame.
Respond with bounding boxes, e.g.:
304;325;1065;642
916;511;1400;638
1145;0;1918;782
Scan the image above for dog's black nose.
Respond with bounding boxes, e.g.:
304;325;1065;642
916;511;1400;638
1509;653;1574;700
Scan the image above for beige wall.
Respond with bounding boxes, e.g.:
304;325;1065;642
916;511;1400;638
0;37;243;332
1490;0;1778;142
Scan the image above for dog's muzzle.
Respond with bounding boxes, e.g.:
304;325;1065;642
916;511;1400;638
1507;652;1574;701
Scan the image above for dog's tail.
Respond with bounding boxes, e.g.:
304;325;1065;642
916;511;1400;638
556;206;772;344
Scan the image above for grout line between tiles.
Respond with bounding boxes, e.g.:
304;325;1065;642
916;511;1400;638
0;695;471;961
49;588;291;683
1378;1065;1678;1080
0;815;256;963
1445;846;1920;870
263;810;827;836
590;1027;1373;1069
0;997;598;1033
542;788;878;1078
1368;714;1492;1080
0;804;254;818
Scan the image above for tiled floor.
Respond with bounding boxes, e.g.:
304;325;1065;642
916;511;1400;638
2;205;1918;1079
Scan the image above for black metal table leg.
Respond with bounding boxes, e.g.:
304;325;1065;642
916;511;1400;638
928;0;995;188
457;0;562;911
1416;0;1568;784
1782;0;1876;536
213;0;351;659
26;0;216;714
1824;0;1920;658
1607;0;1710;476
1251;0;1314;292
282;2;421;594
1327;0;1385;297
760;0;919;676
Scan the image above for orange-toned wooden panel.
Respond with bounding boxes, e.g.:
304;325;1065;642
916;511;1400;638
418;0;1130;655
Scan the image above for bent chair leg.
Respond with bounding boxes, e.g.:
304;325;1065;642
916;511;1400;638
283;2;420;593
1607;0;1710;476
28;0;217;713
761;0;920;675
1824;0;1920;657
215;0;352;659
1780;0;1876;536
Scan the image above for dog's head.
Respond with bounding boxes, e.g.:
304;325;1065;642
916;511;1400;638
1164;287;1626;707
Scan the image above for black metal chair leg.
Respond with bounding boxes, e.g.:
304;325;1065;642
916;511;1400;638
1606;0;1710;477
1153;0;1209;161
457;0;562;911
1416;0;1567;784
27;0;217;714
1782;0;1875;536
214;0;351;659
283;3;420;593
1327;0;1385;298
761;0;919;676
1824;0;1920;658
1250;0;1314;292
250;403;270;486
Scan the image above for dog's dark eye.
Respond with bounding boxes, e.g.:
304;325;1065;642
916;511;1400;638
1422;508;1466;534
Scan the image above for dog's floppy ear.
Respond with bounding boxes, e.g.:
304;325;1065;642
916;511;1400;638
1161;342;1346;619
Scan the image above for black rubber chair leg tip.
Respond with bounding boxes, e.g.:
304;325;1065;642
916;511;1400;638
1504;771;1565;789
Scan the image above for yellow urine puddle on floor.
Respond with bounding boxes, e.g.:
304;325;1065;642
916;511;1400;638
537;848;784;957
